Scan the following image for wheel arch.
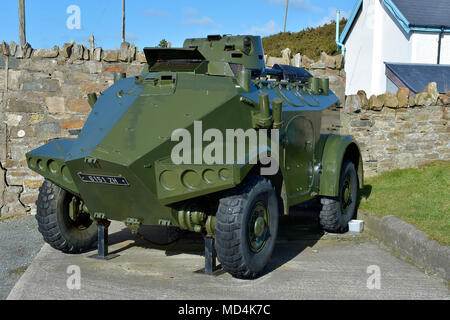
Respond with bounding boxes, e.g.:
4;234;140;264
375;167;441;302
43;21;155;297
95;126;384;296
243;162;286;216
319;135;364;197
236;142;286;215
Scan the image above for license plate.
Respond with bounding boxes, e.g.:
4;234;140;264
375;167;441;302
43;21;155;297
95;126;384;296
78;173;129;186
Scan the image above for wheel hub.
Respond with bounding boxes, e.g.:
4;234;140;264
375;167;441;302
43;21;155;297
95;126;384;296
341;176;353;212
254;217;265;238
68;196;92;230
247;201;269;253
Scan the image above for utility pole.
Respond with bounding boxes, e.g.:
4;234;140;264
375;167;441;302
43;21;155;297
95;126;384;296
122;0;126;43
283;0;289;33
18;0;26;48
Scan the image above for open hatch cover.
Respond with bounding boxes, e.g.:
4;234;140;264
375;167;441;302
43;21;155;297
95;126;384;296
143;48;206;68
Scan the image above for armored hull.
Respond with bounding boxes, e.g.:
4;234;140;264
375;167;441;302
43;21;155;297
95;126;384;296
27;70;340;226
26;35;363;279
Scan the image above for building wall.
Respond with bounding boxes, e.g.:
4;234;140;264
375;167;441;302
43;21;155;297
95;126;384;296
345;0;450;96
345;0;412;96
441;34;450;65
345;0;376;96
411;33;450;65
373;0;412;94
411;33;439;64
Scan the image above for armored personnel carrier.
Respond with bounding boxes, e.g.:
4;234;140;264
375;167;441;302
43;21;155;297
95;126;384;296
27;35;363;279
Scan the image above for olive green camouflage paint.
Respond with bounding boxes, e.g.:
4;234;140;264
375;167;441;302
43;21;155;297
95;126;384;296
26;35;363;228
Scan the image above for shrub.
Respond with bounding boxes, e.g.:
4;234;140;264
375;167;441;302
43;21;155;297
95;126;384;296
262;19;347;59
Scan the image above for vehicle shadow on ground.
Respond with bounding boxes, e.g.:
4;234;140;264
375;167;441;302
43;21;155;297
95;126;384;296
261;202;324;277
106;227;205;256
102;201;327;278
356;184;373;210
359;185;372;201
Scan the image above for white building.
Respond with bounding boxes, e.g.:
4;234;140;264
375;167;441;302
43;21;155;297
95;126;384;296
340;0;450;96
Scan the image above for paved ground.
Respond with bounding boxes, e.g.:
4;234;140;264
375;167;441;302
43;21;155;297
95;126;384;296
0;215;44;300
6;213;449;300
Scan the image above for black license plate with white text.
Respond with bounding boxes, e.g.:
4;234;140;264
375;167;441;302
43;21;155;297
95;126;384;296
78;173;130;186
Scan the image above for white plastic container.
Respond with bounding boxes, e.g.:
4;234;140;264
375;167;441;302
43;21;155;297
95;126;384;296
348;220;364;233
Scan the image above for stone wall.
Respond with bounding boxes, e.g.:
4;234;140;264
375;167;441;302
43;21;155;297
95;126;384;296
0;40;147;217
342;84;449;177
265;48;346;104
0;40;448;217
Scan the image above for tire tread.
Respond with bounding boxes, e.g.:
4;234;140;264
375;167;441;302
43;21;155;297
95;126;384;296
35;180;93;254
215;175;274;279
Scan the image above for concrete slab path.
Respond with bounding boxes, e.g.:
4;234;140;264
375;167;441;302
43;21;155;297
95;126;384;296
7;216;449;300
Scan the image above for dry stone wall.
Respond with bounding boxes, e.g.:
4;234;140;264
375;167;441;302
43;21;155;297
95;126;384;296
0;40;448;217
265;49;346;104
342;84;449;177
0;40;147;217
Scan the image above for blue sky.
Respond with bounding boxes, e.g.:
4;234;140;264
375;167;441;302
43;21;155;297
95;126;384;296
0;0;355;50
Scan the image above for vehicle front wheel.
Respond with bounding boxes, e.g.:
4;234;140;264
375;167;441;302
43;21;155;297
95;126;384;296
35;180;97;253
214;175;279;279
319;161;358;233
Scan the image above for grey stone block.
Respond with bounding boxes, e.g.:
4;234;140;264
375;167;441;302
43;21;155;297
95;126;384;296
23;79;59;92
6;98;42;113
36;122;61;137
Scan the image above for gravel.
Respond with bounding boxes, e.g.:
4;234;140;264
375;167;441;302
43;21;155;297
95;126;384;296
0;215;44;299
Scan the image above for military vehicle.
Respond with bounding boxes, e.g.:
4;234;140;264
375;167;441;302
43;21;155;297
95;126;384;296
27;35;363;279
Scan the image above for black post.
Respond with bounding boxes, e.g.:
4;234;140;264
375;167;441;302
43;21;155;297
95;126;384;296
122;0;126;43
89;220;119;260
437;26;444;65
97;222;109;258
204;237;217;274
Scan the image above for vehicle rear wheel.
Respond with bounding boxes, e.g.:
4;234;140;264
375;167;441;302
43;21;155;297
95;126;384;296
35;179;97;253
319;161;358;233
215;175;279;279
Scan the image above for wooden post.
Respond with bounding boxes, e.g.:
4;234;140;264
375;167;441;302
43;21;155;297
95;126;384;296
283;0;289;33
122;0;126;43
18;0;26;48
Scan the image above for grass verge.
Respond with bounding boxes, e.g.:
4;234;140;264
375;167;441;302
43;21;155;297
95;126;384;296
359;161;449;246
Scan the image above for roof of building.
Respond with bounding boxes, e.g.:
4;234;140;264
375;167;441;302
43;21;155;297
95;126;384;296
340;0;450;44
385;63;450;93
391;0;450;29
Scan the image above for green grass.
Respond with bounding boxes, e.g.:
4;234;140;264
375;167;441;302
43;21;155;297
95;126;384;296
360;162;450;246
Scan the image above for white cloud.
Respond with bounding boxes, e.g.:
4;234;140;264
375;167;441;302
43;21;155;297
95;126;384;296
314;8;350;27
183;16;215;26
268;0;322;13
182;8;199;16
247;20;279;37
125;32;139;41
142;9;170;18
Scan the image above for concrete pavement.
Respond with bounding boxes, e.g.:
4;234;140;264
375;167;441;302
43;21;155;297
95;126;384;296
7;215;449;300
0;215;44;300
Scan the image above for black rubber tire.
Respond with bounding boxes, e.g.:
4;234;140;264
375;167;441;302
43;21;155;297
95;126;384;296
319;161;358;233
35;179;97;253
215;175;279;279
